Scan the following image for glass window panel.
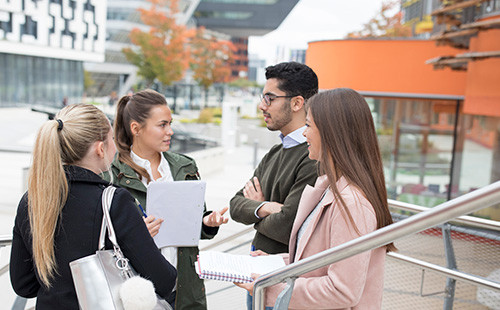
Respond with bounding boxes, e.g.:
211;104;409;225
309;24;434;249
17;55;28;103
202;0;278;3
194;11;253;19
368;94;499;220
6;54;15;105
26;56;33;104
368;97;456;207
34;57;43;105
0;54;5;105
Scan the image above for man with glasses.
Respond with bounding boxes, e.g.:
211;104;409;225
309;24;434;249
230;62;318;309
230;61;319;255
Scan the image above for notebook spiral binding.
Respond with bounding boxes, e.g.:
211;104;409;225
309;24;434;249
199;271;253;283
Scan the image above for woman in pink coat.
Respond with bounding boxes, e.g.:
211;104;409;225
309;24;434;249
236;88;396;309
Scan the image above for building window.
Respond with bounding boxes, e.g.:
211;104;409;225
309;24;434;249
0;13;13;36
0;54;83;107
202;0;278;4
194;11;253;19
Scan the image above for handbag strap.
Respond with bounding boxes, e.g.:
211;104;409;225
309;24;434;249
98;186;119;250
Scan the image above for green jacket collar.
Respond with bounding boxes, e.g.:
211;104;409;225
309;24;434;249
109;152;198;191
162;151;198;180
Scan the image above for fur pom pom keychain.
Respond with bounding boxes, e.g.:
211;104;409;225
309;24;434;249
120;277;158;310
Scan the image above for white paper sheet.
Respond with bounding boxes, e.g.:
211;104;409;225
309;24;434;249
146;180;206;247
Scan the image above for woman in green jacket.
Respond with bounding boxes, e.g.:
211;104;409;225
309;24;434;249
104;89;228;310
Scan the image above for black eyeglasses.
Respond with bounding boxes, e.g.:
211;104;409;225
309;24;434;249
260;93;298;106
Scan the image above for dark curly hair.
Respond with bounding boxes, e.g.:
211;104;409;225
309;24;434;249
265;62;318;100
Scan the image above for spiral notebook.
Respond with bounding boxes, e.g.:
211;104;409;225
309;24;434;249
195;251;285;283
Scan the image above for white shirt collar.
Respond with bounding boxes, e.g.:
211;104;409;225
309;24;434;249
279;126;307;149
130;150;173;185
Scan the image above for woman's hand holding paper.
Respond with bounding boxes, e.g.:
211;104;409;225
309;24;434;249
250;250;269;257
203;207;229;227
233;250;267;293
234;273;261;295
143;215;164;237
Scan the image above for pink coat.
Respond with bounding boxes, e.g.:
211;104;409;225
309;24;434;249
265;175;386;309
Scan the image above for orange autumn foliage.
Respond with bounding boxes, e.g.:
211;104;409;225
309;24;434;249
190;27;235;89
123;0;192;85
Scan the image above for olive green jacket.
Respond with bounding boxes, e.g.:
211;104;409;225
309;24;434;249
103;151;218;310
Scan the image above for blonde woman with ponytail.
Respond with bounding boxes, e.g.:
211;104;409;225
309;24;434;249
10;104;176;309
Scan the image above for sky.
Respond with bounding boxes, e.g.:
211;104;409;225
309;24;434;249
248;0;389;65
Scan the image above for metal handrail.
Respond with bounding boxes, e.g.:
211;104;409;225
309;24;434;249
253;180;500;309
388;199;500;231
387;252;500;291
199;201;499;253
0;146;32;154
0;234;13;278
200;227;254;251
0;234;12;247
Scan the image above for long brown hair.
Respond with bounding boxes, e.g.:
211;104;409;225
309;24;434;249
114;89;169;183
28;104;111;287
308;88;396;252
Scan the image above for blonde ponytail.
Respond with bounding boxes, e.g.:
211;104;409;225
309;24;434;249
28;120;68;287
28;104;111;287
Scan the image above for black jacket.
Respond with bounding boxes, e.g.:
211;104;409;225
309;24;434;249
10;165;177;309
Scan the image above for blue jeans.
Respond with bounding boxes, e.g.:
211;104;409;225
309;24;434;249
246;292;274;310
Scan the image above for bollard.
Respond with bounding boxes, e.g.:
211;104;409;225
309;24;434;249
22;167;30;192
253;139;259;168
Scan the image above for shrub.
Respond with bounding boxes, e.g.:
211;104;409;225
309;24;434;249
198;108;214;123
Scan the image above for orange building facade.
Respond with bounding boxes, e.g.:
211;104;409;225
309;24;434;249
307;39;467;95
306;38;500;220
463;27;500;117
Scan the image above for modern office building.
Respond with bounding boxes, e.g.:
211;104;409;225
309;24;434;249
306;0;500;220
247;53;265;84
193;0;300;78
272;46;306;64
289;48;306;63
0;0;106;107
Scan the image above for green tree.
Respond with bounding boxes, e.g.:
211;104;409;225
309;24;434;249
123;0;192;86
190;27;235;106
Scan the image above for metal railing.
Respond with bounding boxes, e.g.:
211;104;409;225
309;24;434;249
1;235;31;310
1;234;13;278
387;199;500;309
200;227;253;251
0;234;12;247
388;199;500;232
0;235;11;278
253;180;500;309
387;252;500;291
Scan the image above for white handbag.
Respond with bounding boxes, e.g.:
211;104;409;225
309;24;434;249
69;186;172;310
